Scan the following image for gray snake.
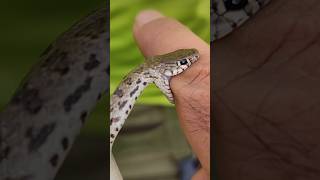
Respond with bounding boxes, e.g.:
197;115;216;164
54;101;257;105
0;7;108;180
110;49;200;179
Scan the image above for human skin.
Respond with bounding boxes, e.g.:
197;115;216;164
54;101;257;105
133;11;210;180
213;0;320;179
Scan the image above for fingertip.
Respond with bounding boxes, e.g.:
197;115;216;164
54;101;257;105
134;10;164;32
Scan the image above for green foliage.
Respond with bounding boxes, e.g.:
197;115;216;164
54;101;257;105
110;0;210;105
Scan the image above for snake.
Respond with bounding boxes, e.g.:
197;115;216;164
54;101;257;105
109;49;200;179
0;7;108;180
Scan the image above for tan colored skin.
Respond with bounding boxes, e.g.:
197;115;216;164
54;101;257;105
134;10;210;179
214;0;320;179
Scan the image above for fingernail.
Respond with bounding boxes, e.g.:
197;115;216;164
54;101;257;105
135;10;164;28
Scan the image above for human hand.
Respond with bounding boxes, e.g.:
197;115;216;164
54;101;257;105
133;10;210;180
213;0;320;179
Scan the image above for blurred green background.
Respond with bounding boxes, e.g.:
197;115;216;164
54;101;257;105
110;0;210;105
110;0;210;179
0;1;107;179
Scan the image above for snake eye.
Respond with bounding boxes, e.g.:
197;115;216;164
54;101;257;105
179;59;188;65
223;0;248;10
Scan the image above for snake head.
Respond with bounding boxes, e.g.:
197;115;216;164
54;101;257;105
147;48;200;77
146;48;200;103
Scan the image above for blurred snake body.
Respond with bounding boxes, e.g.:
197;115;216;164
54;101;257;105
212;0;271;40
0;8;108;180
110;49;200;179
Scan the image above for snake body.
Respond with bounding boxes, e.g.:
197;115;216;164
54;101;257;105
110;49;200;179
212;0;271;41
0;7;108;180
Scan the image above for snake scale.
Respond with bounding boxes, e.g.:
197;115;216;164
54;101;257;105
110;49;200;179
212;0;271;41
0;0;272;179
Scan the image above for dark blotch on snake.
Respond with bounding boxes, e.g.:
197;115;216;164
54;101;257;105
42;49;70;75
136;79;141;84
80;111;88;124
50;154;59;167
61;137;69;151
0;146;11;162
106;66;110;75
224;0;248;10
12;87;43;114
97;93;102;100
84;53;100;71
114;88;124;98
26;123;56;152
130;86;139;97
125;77;133;85
111;134;114;138
119;100;127;110
143;82;147;86
111;117;120;124
64;77;92;112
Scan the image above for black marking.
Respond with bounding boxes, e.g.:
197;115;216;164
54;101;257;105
224;0;248;10
114;88;124;98
130;86;139;97
125;110;128;114
50;154;59;167
12;87;43;114
0;146;10;162
97;93;102;100
80;111;88;124
64;77;92;112
110;134;115;138
135;96;138;100
136;79;141;84
125;77;133;85
111;117;120;124
129;105;132;109
115;128;119;131
42;49;70;75
61;137;69;151
143;82;147;86
84;54;100;71
119;100;127;110
26;123;56;152
106;66;110;75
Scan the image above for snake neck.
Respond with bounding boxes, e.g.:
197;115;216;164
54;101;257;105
110;65;151;148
